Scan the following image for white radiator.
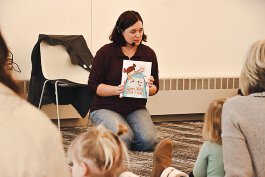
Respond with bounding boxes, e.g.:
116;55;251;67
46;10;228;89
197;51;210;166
147;77;239;115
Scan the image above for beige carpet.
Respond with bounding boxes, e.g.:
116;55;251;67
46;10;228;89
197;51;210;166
61;121;203;176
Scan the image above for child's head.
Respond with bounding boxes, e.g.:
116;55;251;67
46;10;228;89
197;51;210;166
202;98;226;144
68;124;129;177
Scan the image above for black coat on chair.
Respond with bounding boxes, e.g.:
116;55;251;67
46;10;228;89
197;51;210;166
27;34;94;118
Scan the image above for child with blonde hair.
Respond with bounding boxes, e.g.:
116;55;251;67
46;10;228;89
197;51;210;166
191;98;226;177
68;123;184;177
68;124;139;177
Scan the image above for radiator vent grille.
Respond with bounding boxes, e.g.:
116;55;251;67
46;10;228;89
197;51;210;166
159;78;240;91
18;78;240;93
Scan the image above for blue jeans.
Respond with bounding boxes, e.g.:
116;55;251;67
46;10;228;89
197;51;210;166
89;109;157;151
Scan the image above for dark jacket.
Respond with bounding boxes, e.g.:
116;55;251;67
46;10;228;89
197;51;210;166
27;34;94;118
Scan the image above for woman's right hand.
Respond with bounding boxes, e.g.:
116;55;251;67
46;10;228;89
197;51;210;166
117;84;125;98
96;83;124;97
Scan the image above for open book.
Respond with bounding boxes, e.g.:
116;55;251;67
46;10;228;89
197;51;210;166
120;60;152;99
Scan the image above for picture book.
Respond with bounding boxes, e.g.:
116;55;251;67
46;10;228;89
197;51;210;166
120;60;152;99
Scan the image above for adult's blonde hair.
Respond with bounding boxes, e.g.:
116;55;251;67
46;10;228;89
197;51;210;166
202;98;226;144
240;39;265;95
68;124;129;177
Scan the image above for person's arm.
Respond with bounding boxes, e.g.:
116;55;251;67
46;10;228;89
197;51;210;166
149;48;159;96
222;138;253;177
192;142;208;177
146;75;158;96
222;102;253;177
96;83;123;97
88;46;122;97
39;115;71;177
149;85;157;96
47;130;71;177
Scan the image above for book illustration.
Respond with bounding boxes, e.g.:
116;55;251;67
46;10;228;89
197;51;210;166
120;60;152;99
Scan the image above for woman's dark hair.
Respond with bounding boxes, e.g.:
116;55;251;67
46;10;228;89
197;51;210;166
109;10;147;47
0;31;21;95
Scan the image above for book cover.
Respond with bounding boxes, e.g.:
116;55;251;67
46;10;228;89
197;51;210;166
120;60;152;99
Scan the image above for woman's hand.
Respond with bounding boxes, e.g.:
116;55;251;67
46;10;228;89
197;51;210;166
147;76;155;88
117;84;125;97
147;76;157;96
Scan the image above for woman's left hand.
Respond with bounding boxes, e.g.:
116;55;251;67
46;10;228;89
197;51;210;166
147;76;155;88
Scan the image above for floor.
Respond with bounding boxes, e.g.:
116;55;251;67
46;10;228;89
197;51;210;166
59;114;204;177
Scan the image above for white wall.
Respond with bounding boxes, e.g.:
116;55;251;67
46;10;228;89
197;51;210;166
0;0;92;80
91;0;265;78
1;0;265;79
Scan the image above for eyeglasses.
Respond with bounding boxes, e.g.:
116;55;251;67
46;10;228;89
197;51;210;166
7;50;21;73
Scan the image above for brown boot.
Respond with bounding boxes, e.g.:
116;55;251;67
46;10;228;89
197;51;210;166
151;139;173;177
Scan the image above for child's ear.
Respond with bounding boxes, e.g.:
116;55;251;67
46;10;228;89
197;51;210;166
80;162;90;176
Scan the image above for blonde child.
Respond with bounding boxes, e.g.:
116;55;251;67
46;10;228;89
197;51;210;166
152;99;226;177
68;123;185;177
68;124;141;177
191;98;226;177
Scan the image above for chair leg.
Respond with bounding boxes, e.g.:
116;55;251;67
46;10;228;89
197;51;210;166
38;80;50;109
55;81;61;131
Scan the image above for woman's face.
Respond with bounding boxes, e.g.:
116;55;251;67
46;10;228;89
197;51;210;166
122;20;143;47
